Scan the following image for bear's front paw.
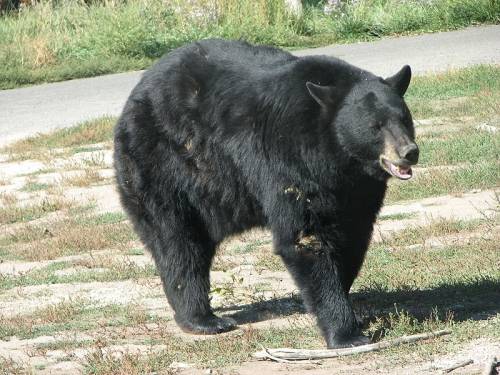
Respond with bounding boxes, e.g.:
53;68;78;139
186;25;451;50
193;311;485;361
175;314;237;335
326;334;371;349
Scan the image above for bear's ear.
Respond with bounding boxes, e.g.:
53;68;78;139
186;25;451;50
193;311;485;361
306;82;334;107
385;65;412;97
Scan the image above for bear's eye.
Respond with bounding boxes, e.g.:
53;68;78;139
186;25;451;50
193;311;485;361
371;121;383;130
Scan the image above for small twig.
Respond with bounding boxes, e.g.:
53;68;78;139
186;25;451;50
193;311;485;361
443;359;473;373
482;356;498;375
253;329;451;361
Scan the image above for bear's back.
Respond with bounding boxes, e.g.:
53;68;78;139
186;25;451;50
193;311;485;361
151;39;297;79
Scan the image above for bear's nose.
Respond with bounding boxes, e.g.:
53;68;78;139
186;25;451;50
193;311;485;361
399;143;419;164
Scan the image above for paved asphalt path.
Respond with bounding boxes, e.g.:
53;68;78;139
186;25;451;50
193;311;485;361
1;25;499;146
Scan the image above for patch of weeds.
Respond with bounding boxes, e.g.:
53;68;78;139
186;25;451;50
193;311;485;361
81;152;108;168
62;168;104;187
368;307;453;341
84;348;161;375
211;255;239;271
0;224;52;247
36;298;88;324
0;302;159;341
231;239;271;254
0;247;20;261
0;197;69;225
0;210;136;260
0;258;156;291
19;167;57;177
356;237;499;301
211;274;246;304
0;261;69;290
0;192;17;205
77;212;127;225
73;146;104;154
254;251;285;271
20;181;51;192
252;282;273;293
1;117;115;161
67;201;97;215
0;357;32;375
378;212;417;221
34;339;94;353
127;247;144;256
386;161;500;202
381;218;485;247
84;324;321;372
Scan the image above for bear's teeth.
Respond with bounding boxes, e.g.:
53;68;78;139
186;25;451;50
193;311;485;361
397;166;412;179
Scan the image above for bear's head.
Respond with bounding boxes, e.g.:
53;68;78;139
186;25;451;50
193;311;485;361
307;65;419;181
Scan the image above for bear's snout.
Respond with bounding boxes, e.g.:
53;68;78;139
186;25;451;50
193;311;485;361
398;143;419;165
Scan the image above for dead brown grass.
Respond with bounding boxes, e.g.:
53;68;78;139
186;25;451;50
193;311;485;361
2;215;136;261
0;197;70;225
27;37;56;68
85;348;173;375
0;357;32;375
1;117;115;161
254;251;285;271
0;191;18;206
62;168;103;187
35;299;86;324
380;217;487;248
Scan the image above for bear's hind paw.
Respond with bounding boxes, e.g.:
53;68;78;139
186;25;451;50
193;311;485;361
175;314;237;335
326;334;371;349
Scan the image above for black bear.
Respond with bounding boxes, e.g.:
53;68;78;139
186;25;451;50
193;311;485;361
114;39;419;348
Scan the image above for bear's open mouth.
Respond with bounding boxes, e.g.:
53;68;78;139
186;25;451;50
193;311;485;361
380;157;413;180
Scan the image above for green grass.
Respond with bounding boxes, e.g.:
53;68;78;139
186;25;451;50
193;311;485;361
356;237;499;295
0;210;136;261
379;212;417;221
1;117;115;160
381;218;486;247
20;182;51;192
407;65;500;100
0;260;157;292
0;198;69;225
0;301;162;340
386;160;499;202
418;127;499;167
77;212;128;225
407;65;500;119
1;0;498;89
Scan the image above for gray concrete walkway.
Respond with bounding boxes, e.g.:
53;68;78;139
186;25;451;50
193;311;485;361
1;25;499;146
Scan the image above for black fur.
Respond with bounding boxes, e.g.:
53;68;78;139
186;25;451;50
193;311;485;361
114;39;417;348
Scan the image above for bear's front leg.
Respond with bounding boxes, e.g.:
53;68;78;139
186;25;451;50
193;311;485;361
275;233;370;348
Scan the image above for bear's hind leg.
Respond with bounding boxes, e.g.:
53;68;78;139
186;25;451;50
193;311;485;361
142;211;236;335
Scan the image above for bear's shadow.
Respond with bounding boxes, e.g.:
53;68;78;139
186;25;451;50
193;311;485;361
216;278;500;326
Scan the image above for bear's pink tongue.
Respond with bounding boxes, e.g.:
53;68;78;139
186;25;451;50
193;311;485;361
389;163;412;180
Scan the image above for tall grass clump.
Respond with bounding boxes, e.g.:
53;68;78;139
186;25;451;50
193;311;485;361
328;0;500;41
0;0;499;89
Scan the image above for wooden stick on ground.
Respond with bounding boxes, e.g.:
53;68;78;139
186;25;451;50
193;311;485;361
253;329;452;362
443;359;473;373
